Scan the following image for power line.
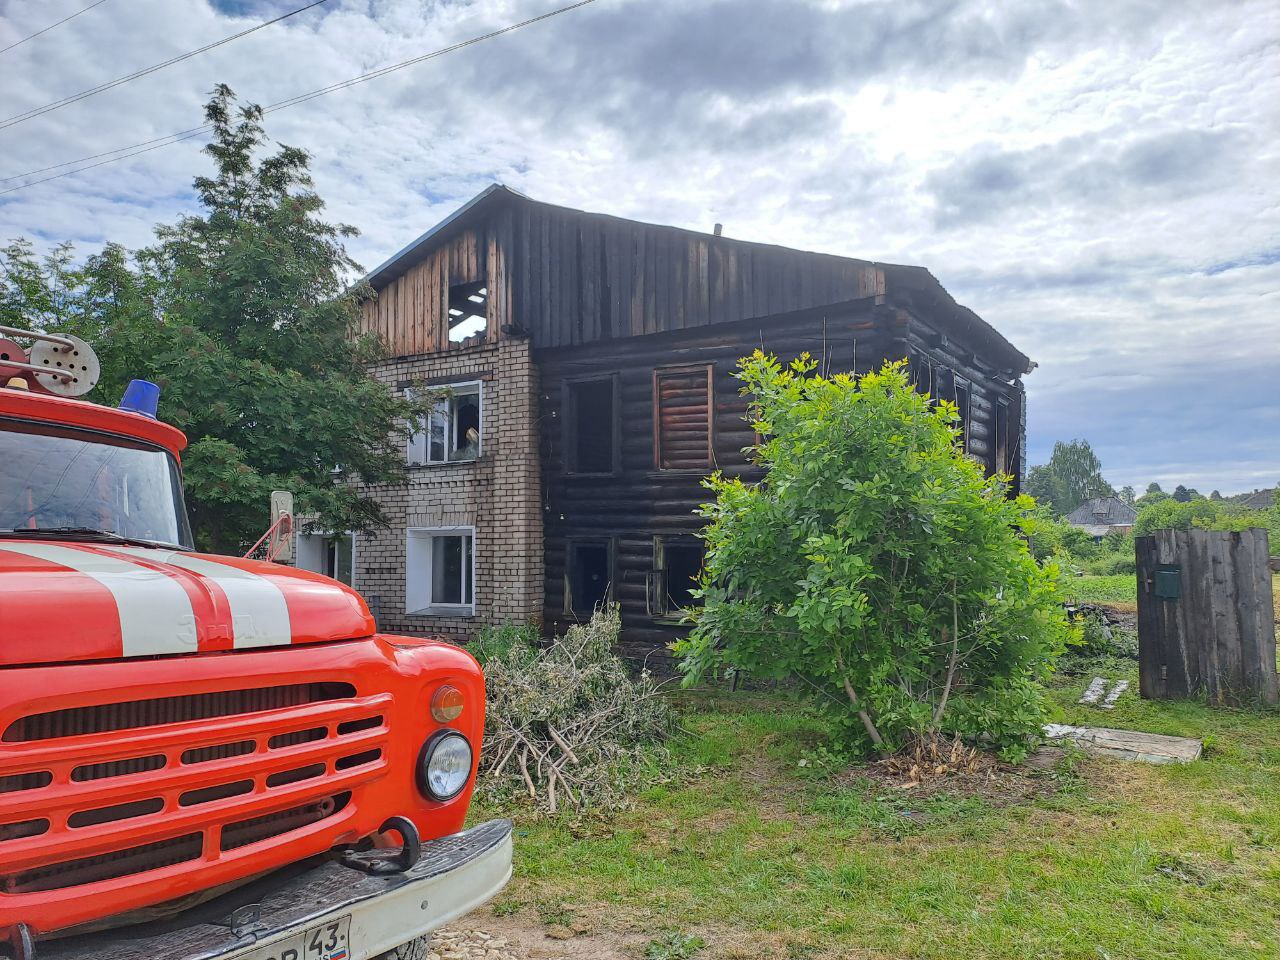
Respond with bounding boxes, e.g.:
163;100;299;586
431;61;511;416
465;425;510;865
0;0;599;197
0;0;111;57
0;0;331;131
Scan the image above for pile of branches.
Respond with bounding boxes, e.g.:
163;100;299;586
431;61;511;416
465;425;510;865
478;607;674;814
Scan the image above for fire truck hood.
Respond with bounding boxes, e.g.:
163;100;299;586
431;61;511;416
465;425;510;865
0;542;376;666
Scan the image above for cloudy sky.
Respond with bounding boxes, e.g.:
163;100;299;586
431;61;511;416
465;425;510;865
1;0;1276;494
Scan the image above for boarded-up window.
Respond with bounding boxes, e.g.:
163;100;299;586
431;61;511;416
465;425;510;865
653;365;713;470
564;377;617;474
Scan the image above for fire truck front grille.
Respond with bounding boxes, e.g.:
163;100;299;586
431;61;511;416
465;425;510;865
2;683;356;742
0;683;391;899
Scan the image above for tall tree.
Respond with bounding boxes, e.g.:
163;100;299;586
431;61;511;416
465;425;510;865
1119;485;1136;505
1;87;426;552
1024;439;1113;515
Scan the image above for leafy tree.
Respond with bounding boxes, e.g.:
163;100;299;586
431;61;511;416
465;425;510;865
1146;482;1163;494
1172;485;1194;502
0;87;427;552
1024;439;1112;515
675;355;1069;758
1210;490;1223;500
1119;485;1136;505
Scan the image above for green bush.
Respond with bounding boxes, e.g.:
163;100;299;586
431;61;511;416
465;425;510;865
675;355;1070;760
470;621;542;666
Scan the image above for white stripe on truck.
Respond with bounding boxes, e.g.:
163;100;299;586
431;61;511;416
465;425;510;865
116;548;292;649
0;542;197;657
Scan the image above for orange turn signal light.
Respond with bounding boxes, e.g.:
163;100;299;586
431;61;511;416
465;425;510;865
430;685;465;723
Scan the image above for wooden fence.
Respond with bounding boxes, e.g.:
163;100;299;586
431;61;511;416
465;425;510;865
1136;527;1278;706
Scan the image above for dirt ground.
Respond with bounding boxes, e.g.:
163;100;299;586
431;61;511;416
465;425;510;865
431;908;637;960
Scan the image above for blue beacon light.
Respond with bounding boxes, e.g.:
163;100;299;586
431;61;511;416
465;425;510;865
118;379;161;419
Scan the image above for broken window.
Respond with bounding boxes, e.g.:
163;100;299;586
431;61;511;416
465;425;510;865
565;540;611;616
650;537;704;620
447;281;488;343
406;527;474;613
564;377;618;474
407;382;481;465
910;353;935;400
654;365;713;470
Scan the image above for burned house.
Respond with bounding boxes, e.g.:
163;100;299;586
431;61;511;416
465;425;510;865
347;185;1033;657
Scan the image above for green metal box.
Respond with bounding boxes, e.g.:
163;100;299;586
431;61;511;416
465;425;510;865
1154;566;1181;600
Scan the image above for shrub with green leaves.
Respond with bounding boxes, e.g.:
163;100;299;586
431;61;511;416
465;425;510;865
478;607;673;814
675;355;1070;759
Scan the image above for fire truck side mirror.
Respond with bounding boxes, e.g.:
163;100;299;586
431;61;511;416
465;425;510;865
271;490;295;564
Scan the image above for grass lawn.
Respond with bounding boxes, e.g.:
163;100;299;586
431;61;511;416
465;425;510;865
474;665;1280;959
1059;573;1138;610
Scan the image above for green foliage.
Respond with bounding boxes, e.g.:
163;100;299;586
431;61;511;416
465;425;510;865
644;932;706;960
1058;575;1137;607
675;355;1070;757
470;621;543;666
0;87;428;552
1024;439;1113;516
1132;495;1276;540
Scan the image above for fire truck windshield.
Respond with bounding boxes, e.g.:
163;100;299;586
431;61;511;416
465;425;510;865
0;418;193;549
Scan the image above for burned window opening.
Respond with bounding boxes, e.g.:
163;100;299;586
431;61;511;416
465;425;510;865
447;281;488;343
565;377;617;474
994;398;1011;476
566;540;611;617
652;537;704;620
954;379;971;452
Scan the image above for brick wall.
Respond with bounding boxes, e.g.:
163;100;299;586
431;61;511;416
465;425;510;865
352;336;543;642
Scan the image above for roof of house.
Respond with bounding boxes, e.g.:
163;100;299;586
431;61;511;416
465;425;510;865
1233;488;1276;511
364;184;1032;373
1066;496;1138;528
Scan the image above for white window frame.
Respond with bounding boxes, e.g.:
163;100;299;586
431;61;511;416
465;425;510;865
295;530;357;588
406;526;476;615
406;381;483;466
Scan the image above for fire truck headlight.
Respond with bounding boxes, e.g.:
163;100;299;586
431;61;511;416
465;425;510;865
418;731;473;801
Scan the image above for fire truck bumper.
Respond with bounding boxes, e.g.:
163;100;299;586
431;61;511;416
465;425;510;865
40;819;513;960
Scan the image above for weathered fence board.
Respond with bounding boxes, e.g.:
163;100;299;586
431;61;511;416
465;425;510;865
1137;527;1278;706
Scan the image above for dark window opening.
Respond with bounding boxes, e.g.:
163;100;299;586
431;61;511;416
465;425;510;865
565;378;616;474
447;281;488;343
652;538;704;619
954;379;971;452
994;399;1011;476
567;541;611;616
910;354;935;399
654;366;713;470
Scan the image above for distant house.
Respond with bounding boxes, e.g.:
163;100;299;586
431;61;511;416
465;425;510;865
1066;496;1137;539
1233;488;1276;511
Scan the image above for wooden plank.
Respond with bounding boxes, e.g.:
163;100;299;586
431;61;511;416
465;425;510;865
1042;724;1202;764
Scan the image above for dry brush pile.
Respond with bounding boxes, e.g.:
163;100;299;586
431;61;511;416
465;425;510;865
476;607;674;814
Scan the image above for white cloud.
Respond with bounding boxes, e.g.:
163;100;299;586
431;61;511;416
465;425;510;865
1;0;1276;492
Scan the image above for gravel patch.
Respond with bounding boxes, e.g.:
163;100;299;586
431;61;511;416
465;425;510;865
429;927;522;960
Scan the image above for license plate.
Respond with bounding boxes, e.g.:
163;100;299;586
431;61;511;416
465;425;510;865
242;915;352;960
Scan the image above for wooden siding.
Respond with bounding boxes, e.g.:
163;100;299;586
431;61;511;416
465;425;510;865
361;222;513;356
538;304;896;657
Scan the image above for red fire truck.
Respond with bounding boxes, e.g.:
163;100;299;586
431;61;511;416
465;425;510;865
0;328;510;960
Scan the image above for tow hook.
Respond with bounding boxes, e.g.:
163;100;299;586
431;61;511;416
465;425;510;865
339;816;423;875
4;923;35;960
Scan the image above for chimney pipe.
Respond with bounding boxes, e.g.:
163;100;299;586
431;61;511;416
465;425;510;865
713;223;723;236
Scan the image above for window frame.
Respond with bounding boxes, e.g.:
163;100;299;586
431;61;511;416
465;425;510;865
648;535;704;622
562;373;621;477
952;376;972;453
405;526;476;616
406;380;483;467
652;363;715;472
295;530;357;588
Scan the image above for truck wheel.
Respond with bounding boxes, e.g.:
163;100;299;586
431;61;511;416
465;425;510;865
374;935;431;960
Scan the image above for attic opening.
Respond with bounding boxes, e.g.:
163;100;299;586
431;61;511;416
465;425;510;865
448;281;488;343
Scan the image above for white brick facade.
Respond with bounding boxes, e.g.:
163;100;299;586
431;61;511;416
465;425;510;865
353;337;543;641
